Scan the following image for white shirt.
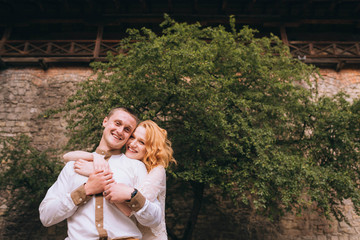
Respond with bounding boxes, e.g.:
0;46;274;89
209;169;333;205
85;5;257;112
138;166;168;240
39;153;162;240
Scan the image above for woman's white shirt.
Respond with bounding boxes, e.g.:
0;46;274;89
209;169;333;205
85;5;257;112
137;165;168;240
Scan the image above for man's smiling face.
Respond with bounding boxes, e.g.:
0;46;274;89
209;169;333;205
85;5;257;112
99;109;137;151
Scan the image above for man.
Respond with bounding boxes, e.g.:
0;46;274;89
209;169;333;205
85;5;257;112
39;107;161;240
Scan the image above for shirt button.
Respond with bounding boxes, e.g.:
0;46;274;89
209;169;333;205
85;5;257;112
84;201;87;204
79;198;83;201
98;224;101;227
132;204;136;207
97;205;101;208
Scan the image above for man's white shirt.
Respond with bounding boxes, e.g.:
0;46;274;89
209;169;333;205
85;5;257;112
39;153;162;240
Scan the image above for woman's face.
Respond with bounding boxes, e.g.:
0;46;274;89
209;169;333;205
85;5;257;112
125;126;147;160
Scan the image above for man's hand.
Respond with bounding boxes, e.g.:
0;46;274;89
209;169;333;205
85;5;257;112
104;183;133;203
84;170;114;195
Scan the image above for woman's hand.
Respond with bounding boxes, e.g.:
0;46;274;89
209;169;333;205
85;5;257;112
93;153;110;172
74;159;95;176
104;183;133;203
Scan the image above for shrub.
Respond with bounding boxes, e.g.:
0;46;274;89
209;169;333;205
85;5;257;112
0;134;62;238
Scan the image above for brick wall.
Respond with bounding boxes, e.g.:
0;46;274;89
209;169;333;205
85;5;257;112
0;66;359;240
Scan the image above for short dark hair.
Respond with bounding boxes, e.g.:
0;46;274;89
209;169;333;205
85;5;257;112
107;107;140;124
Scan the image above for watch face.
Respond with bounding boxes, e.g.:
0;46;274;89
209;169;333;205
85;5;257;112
131;189;138;198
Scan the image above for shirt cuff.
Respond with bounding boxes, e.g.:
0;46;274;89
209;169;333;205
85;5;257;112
70;184;92;206
125;191;146;212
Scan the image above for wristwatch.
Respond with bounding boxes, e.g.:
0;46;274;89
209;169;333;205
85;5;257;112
126;188;138;202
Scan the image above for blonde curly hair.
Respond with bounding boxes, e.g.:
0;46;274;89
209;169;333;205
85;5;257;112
138;120;176;172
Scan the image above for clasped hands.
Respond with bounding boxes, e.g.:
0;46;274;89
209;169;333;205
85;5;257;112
76;153;135;204
84;170;134;203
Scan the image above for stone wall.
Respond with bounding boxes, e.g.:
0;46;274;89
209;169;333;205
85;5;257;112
317;68;360;101
275;199;360;240
0;67;93;150
0;66;360;240
0;67;92;239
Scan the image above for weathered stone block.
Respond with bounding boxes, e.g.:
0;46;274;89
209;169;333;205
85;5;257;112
315;235;327;240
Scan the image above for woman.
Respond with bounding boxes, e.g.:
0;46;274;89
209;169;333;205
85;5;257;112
63;120;176;240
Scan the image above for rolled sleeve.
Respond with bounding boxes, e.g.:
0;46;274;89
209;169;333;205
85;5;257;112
71;184;92;206
125;191;146;212
131;195;162;228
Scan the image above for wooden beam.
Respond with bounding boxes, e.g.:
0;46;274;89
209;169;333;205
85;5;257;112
93;25;104;58
303;58;350;64
280;26;288;45
1;13;359;27
0;58;6;69
69;42;75;54
336;60;345;72
38;58;48;70
1;55;360;66
1;57;96;63
301;19;354;25
24;42;29;54
0;27;11;54
309;43;314;55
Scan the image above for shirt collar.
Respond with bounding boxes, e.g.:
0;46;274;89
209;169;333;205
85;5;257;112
95;148;122;159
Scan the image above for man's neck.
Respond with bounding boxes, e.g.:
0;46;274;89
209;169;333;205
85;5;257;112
95;147;122;156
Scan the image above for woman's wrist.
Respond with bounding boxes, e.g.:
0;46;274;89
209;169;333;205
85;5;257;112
126;188;138;202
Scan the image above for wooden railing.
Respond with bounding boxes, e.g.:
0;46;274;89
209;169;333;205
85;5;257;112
1;39;360;67
288;41;360;61
0;40;121;58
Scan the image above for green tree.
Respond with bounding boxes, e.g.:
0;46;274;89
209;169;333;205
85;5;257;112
60;15;360;239
0;135;63;239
